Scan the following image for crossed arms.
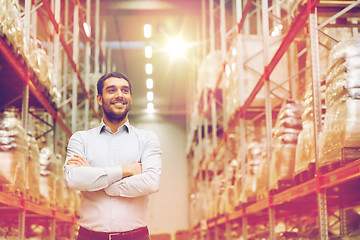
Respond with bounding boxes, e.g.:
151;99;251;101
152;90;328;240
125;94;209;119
64;131;162;198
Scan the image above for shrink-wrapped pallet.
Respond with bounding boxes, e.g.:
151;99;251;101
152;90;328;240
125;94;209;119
319;99;360;165
0;0;25;56
39;147;59;207
240;139;265;203
26;133;40;202
224;159;239;213
295;80;326;178
255;153;268;201
0;112;27;194
319;38;360;168
269;100;303;191
55;154;65;211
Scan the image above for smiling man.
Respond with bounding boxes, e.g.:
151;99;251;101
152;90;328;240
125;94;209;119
64;72;162;240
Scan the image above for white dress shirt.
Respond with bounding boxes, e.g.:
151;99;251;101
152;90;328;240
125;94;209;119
64;120;162;232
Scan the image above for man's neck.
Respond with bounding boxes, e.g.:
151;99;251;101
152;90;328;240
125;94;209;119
103;117;127;133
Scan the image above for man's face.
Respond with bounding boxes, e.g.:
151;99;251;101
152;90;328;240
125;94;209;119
97;77;132;122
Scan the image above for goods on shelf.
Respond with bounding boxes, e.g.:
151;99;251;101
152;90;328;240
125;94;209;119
39;147;63;209
319;38;360;169
240;137;265;203
0;0;60;105
237;35;290;104
269;99;303;192
295;80;325;180
0;0;24;55
224;38;240;120
0;111;26;194
26;133;40;202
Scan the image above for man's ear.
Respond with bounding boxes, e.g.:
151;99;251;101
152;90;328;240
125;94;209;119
97;94;102;106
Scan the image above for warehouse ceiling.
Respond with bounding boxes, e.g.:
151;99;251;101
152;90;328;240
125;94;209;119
97;0;202;118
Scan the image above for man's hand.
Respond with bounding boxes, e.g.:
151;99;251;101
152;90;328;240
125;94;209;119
66;154;91;167
122;162;142;178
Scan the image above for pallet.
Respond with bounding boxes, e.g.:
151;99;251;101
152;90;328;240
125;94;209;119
256;192;267;202
318;147;360;175
0;184;25;198
294;162;315;185
26;192;40;204
270;179;294;195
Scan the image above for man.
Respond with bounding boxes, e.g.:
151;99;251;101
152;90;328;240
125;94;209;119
64;72;162;240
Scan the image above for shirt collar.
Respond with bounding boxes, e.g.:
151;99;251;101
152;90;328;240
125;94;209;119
98;119;131;134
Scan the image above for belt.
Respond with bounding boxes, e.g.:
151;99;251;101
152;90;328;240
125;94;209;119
78;226;149;240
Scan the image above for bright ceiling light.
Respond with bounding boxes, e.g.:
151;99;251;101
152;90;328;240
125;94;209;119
144;24;152;38
83;22;91;38
145;46;152;58
147;91;154;101
271;24;283;37
146;78;153;89
145;63;153;74
147;102;154;113
231;47;237;56
166;37;186;58
225;64;231;77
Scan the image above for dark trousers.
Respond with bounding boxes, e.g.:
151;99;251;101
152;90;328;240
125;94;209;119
77;226;150;240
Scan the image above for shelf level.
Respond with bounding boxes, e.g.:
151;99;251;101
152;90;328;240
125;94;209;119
196;158;360;231
0;191;76;223
0;36;72;137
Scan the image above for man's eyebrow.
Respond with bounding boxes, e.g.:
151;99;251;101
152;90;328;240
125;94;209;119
105;85;129;90
105;85;116;89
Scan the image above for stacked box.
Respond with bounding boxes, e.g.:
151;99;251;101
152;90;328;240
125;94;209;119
240;138;265;203
269;100;303;191
319;38;360;167
39;147;58;207
0;112;27;194
26;133;40;201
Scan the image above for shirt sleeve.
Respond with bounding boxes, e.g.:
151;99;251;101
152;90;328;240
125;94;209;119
64;131;124;192
104;131;162;198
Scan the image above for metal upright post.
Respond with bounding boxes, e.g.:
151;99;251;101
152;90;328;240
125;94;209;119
201;0;207;57
209;0;215;52
238;35;248;240
261;0;275;239
84;0;91;129
22;0;31;134
107;45;112;74
220;0;227;133
309;6;329;240
101;20;107;74
211;100;217;149
94;0;100;111
50;218;56;240
18;207;25;240
54;0;61;98
62;0;70;126
19;1;31;238
235;0;249;237
53;0;61;155
72;2;79;132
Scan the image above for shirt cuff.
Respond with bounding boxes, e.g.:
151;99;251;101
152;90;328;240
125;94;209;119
104;165;123;185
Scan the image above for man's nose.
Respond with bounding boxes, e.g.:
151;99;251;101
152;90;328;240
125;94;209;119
115;89;124;97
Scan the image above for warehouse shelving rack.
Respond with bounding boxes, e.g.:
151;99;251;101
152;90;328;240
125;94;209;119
0;0;110;239
188;0;360;239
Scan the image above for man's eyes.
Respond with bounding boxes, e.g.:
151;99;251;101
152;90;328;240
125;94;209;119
107;88;129;93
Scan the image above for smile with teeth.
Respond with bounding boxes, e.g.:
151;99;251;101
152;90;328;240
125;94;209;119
112;101;127;106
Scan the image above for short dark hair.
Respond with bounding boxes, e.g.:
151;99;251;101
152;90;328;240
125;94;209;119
97;72;132;96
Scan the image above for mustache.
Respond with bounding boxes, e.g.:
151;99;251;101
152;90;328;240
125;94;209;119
111;97;128;104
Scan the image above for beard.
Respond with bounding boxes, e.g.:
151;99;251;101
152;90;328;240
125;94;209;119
102;98;131;123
